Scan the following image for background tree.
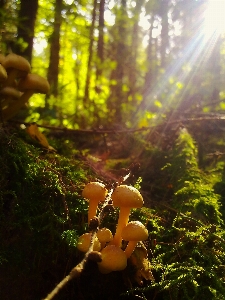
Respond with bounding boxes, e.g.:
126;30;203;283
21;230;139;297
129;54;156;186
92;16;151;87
13;0;38;62
45;0;63;124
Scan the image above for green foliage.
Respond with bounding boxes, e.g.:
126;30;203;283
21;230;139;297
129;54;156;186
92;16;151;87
124;207;225;300
163;128;222;224
0;127;91;275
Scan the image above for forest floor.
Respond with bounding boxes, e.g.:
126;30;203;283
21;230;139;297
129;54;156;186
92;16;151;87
1;118;225;300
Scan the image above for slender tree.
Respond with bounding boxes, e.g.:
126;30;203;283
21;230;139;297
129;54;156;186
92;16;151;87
159;0;169;68
83;0;98;109
96;0;105;78
14;0;38;62
107;0;129;125
127;0;144;107
46;0;63;109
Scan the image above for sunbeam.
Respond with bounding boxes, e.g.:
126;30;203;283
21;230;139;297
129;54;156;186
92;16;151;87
204;0;225;37
134;0;225;131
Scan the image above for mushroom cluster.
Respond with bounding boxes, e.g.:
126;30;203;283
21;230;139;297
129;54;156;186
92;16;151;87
77;182;149;275
0;53;50;121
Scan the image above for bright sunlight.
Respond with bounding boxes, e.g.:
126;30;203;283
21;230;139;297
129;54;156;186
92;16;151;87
204;0;225;36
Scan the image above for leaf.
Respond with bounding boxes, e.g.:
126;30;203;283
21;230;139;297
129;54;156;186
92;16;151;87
26;123;56;152
130;243;155;285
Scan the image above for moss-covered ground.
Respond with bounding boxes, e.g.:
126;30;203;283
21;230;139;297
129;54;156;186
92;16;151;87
1;123;225;300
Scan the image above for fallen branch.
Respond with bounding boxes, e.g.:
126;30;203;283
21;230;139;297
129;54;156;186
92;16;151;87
43;231;98;300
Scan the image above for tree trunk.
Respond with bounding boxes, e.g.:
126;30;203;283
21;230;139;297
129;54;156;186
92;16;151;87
14;0;38;63
127;0;144;107
96;0;105;75
107;0;128;125
46;0;63;109
83;0;98;108
143;15;155;97
159;0;169;68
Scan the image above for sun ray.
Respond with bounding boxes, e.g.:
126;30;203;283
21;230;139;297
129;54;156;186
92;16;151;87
134;0;225;130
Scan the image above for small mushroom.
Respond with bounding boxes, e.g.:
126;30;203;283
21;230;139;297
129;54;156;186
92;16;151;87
0;86;21;109
82;182;108;224
77;233;101;253
121;221;148;258
2;53;31;86
97;245;127;274
111;185;143;247
0;53;5;64
97;228;113;249
2;73;50;120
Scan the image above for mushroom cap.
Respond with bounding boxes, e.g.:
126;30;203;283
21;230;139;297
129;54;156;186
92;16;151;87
82;182;107;201
111;185;143;208
77;233;101;253
121;221;148;241
98;245;127;272
2;53;31;74
0;64;7;81
0;86;21;98
18;73;50;94
97;228;113;243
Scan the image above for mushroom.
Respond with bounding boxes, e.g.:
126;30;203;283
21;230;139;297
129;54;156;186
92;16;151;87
77;233;101;253
0;86;21;109
2;73;50;120
111;185;143;247
82;182;108;224
2;53;31;87
121;221;148;258
0;53;5;64
97;245;127;274
97;228;113;249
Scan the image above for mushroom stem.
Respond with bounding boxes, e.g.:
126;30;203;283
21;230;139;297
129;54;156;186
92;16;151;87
2;90;34;121
112;207;131;247
3;69;18;87
124;241;138;258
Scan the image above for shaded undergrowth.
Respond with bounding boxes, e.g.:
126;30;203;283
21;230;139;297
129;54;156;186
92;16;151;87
1;124;225;299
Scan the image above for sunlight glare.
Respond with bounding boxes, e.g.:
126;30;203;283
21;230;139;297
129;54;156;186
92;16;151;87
33;34;47;55
204;0;225;36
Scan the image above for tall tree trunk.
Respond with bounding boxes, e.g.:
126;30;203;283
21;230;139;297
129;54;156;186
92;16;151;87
159;0;169;68
127;0;144;107
46;0;63;110
107;0;128;125
83;0;98;109
96;0;104;78
209;36;221;103
14;0;38;63
143;15;155;96
0;0;6;9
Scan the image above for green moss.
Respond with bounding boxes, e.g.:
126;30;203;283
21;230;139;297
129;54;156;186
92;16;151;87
0;127;94;298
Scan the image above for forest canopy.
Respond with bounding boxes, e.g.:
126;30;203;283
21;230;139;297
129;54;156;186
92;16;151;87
1;0;225;129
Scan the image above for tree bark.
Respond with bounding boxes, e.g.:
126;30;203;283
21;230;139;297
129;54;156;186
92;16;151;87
14;0;38;63
46;0;63;109
107;0;128;125
83;0;98;108
97;0;104;66
159;0;169;68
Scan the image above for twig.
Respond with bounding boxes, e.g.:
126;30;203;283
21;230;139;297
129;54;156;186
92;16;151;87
8;115;225;136
43;168;133;299
43;231;97;300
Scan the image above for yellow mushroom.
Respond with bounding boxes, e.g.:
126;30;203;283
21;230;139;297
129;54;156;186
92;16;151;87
97;245;127;274
111;185;143;247
82;182;108;224
121;221;148;258
97;228;113;249
77;233;101;253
